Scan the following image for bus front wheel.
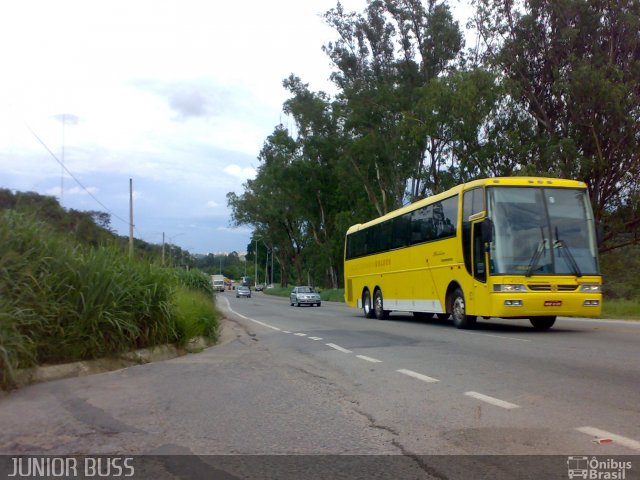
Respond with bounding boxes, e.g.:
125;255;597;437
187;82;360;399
373;289;389;320
450;288;476;329
530;316;556;330
363;290;374;319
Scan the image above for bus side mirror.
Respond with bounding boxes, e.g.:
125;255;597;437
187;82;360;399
481;218;493;244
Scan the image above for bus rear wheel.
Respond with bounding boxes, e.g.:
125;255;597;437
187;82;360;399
530;316;556;330
373;289;389;320
450;288;476;329
363;289;374;319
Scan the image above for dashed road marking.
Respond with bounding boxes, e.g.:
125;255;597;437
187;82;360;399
576;427;640;452
464;391;520;409
294;333;307;336
283;331;292;334
308;336;323;341
356;355;382;363
397;369;439;383
326;343;352;354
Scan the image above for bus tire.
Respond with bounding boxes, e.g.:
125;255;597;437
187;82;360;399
530;316;556;330
373;289;389;320
450;288;476;329
363;289;374;318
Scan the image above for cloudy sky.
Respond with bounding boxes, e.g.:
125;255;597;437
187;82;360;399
0;0;472;255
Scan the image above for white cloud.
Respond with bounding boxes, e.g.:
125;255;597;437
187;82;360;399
224;165;257;182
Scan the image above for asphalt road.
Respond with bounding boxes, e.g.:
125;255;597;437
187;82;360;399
219;291;640;455
1;290;638;479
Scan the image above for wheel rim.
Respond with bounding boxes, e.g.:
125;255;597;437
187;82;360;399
375;293;383;316
452;296;465;322
363;292;371;315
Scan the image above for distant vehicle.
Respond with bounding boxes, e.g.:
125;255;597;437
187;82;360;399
236;285;251;298
290;286;321;307
212;274;225;292
254;284;265;292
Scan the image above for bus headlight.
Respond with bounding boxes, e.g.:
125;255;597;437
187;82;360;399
493;284;527;292
580;284;602;293
504;300;523;306
583;300;600;307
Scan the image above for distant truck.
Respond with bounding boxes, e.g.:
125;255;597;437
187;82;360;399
212;274;225;292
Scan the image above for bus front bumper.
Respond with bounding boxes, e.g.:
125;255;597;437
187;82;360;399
488;292;602;318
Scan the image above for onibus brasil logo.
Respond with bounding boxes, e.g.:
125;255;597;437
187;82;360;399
567;456;633;479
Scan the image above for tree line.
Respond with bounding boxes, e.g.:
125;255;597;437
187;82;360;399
228;0;640;289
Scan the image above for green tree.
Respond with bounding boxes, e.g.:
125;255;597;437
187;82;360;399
228;127;306;286
472;0;640;248
323;0;465;209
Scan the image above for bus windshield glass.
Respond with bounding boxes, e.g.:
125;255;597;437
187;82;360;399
487;187;599;276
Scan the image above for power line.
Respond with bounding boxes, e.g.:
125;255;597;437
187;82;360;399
26;123;130;226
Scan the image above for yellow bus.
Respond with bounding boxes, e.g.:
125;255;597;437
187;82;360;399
343;177;602;330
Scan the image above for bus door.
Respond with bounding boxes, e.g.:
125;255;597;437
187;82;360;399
463;187;488;314
470;218;490;313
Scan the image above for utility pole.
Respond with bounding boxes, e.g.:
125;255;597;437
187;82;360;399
129;178;134;258
60;114;65;202
254;239;258;286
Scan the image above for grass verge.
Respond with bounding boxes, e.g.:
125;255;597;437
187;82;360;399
600;298;640;320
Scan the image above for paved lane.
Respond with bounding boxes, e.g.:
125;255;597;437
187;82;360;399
223;290;640;455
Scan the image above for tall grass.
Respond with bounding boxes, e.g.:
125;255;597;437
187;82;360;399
172;268;214;296
0;210;217;389
173;287;218;344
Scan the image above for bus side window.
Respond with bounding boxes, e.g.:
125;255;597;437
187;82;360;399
463;188;485;276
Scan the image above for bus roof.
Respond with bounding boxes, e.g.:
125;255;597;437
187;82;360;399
345;176;587;235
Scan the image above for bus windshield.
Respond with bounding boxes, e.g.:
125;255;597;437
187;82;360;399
487;187;599;276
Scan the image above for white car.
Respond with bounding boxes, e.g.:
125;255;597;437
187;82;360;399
290;286;321;307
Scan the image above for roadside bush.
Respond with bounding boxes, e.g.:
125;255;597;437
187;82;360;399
600;244;640;301
173;268;214;296
0;210;216;389
173;287;219;345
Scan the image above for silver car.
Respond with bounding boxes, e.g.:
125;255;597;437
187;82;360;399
290;286;321;307
236;285;251;298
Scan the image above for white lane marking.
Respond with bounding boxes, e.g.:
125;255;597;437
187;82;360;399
576;427;640;452
326;343;352;354
283;331;292;334
308;336;323;341
294;333;307;337
464;391;520;409
356;355;382;363
459;331;530;342
396;369;439;383
221;297;285;332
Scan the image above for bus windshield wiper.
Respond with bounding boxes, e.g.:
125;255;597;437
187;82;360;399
554;226;582;277
525;227;546;277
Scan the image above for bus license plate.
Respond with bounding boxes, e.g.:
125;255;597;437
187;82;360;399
544;300;562;307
